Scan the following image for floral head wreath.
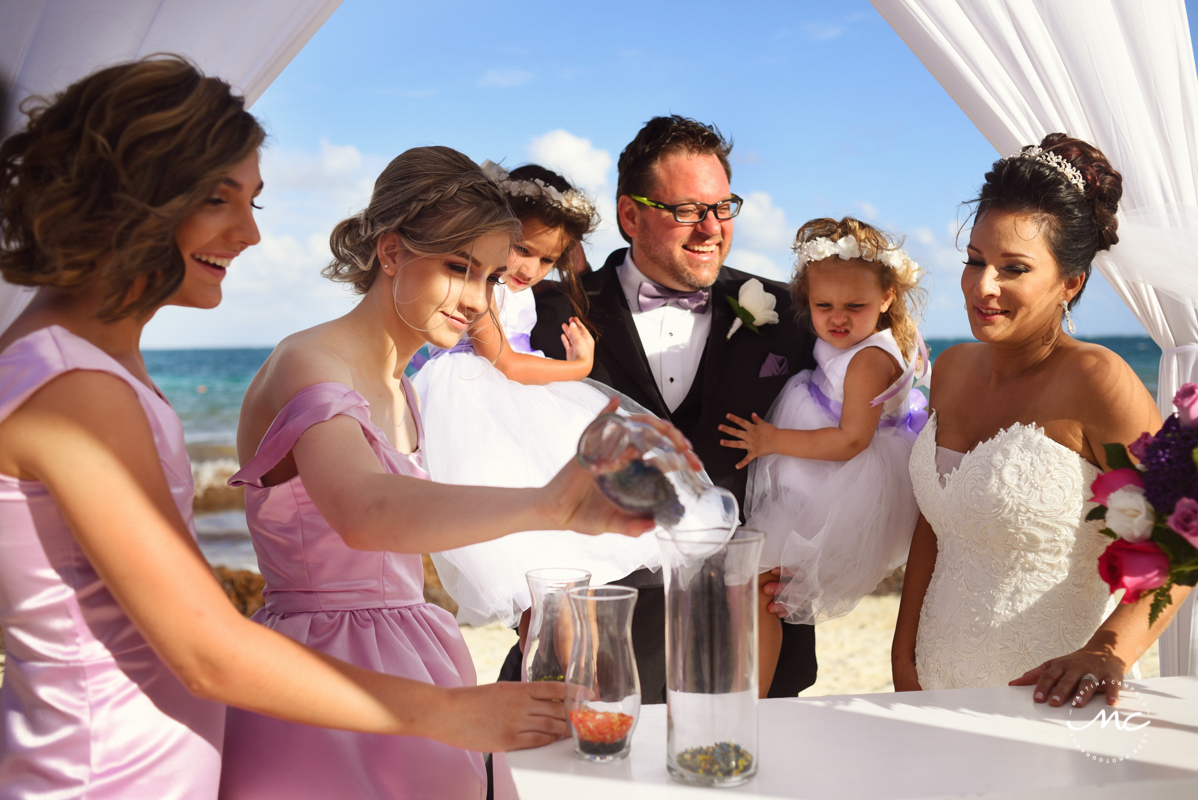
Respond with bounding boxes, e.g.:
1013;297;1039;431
1006;145;1086;194
480;160;596;219
794;235;923;283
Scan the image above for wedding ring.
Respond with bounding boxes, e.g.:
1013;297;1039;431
1080;673;1099;687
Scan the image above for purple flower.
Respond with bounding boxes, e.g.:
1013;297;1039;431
1128;432;1155;462
1141;415;1198;516
1168;497;1198;548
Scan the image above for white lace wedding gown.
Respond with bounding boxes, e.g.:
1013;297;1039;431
910;413;1117;689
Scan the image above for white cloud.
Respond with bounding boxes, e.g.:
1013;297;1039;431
527;129;613;195
728;249;790;283
803;22;845;41
735;191;793;252
477;69;533;89
853;200;879;220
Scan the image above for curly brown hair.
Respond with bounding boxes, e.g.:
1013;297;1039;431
790;217;926;359
0;55;265;320
324;146;520;295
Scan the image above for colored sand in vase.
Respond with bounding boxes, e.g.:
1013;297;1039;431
675;742;754;778
569;708;635;757
596;461;684;527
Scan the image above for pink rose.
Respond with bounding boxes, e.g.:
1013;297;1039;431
1168;497;1198;548
1128;432;1155;462
1090;467;1144;505
1097;540;1171;603
1175;383;1198;427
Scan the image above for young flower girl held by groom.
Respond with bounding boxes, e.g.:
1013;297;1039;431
719;217;928;695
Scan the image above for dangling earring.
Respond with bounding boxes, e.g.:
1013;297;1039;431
1061;300;1076;335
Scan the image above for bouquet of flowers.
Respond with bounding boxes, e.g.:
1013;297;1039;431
1088;384;1198;624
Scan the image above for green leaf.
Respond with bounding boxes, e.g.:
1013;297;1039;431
1151;522;1198;564
1099;527;1118;540
724;295;761;335
1148;584;1174;627
1086;505;1108;522
1102;442;1135;471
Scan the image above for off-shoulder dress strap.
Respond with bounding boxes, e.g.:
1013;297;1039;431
229;382;381;488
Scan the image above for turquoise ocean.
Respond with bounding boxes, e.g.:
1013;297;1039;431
148;336;1165;570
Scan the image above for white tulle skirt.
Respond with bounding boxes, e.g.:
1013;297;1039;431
411;352;661;627
744;370;919;625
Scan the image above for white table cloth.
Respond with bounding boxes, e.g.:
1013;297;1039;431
510;677;1198;798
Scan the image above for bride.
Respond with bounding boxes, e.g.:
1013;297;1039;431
892;134;1193;708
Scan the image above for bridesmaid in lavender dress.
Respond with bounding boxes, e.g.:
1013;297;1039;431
0;59;658;800
220;146;694;800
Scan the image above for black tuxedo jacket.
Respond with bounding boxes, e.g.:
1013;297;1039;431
531;248;818;511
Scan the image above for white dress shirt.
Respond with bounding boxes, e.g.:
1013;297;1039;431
618;252;712;413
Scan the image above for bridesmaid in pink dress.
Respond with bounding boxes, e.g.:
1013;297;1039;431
0;59;660;800
220;146;689;799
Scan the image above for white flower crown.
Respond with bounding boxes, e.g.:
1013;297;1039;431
1007;145;1087;194
794;235;922;282
480;160;597;217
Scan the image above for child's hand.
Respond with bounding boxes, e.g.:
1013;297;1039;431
562;318;594;369
718;412;776;469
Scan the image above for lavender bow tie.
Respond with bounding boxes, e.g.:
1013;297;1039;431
637;281;710;313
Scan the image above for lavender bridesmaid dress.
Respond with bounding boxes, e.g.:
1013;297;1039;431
0;326;224;799
219;381;514;800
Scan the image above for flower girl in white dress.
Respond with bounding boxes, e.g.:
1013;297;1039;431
413;163;659;627
719;217;927;692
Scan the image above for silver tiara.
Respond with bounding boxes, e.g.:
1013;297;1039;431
1007;146;1086;194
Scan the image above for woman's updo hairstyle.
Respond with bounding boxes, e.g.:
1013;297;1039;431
325;146;520;294
973;132;1122;310
0;55;265;320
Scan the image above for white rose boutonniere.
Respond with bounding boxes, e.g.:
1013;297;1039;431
725;278;780;340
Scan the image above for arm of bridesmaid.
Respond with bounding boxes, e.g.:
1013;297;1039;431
0;370;568;752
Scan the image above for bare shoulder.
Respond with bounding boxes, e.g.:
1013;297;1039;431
846;344;902;388
1056;340;1160;441
251;323;356;411
927;342;981;392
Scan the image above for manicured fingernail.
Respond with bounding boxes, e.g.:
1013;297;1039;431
1034;691;1044;701
1050;695;1060;703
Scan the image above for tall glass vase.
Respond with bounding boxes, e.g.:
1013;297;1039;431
522;568;591;684
659;529;764;787
564;586;640;762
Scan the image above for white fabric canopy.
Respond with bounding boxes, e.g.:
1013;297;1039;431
0;0;342;331
873;0;1198;677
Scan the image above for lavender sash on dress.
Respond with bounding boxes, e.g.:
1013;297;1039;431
808;382;928;435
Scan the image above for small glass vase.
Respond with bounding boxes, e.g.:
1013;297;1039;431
522;568;591;684
564;586;640;762
577;413;738;534
659;529;764;788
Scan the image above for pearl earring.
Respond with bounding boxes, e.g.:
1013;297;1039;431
1061;300;1076;335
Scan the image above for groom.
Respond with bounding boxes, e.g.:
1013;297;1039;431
530;115;818;702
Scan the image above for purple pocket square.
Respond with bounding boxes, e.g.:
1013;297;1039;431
759;353;789;378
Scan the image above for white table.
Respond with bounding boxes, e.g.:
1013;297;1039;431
509;677;1198;798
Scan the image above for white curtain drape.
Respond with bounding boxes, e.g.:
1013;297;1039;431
872;0;1198;677
0;0;343;332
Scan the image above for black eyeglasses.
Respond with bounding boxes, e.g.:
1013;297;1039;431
630;194;743;224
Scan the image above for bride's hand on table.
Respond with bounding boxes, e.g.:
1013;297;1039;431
1010;648;1127;708
760;567;789;619
892;660;922;692
543;398;701;536
437;681;569;752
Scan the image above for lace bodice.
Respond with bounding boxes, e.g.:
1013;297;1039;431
911;412;1115;689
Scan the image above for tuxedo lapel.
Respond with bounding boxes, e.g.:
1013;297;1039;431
589;252;670;418
701;269;739;403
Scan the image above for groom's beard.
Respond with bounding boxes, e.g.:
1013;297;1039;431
633;231;730;291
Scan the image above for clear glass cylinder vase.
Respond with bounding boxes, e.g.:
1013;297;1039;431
522;568;591;684
658;529;764;787
564;586;640;762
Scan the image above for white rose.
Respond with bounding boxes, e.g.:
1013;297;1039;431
738;279;779;326
837;235;862;260
1105;485;1155;542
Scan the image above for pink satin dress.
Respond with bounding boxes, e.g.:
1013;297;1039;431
219;381;514;800
0;326;224;799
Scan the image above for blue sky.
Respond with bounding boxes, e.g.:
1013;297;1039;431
144;0;1198;348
